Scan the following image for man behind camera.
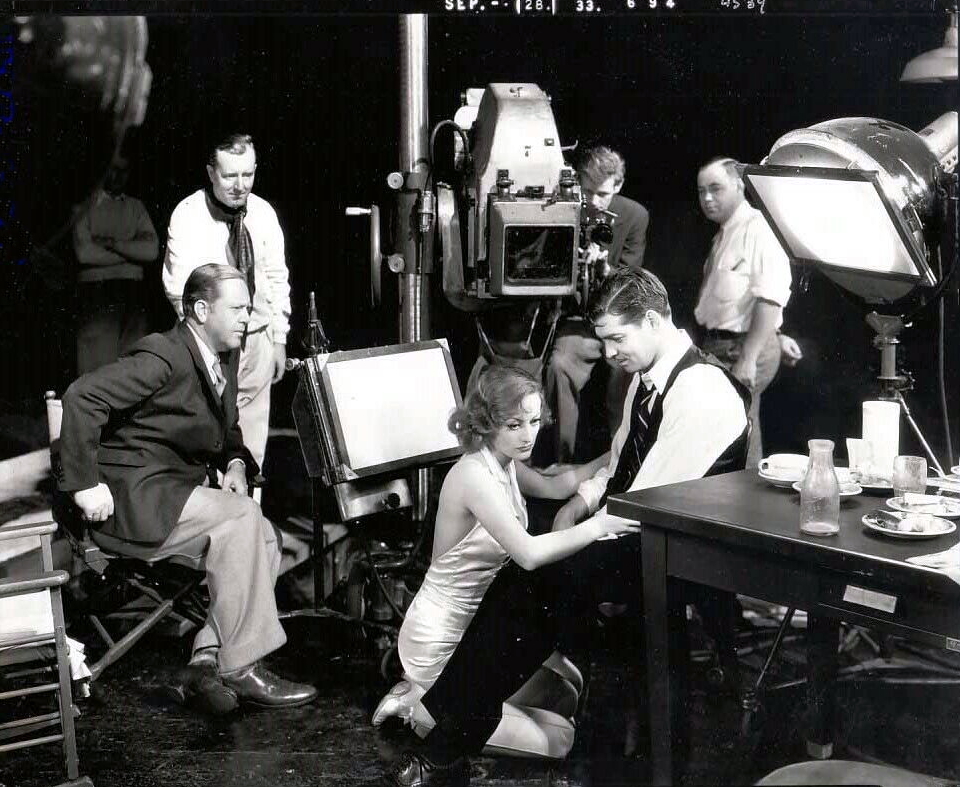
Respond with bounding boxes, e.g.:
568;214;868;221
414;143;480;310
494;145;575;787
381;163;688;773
544;145;649;463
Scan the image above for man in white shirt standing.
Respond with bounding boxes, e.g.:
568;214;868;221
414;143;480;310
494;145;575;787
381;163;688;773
694;156;798;469
163;133;291;472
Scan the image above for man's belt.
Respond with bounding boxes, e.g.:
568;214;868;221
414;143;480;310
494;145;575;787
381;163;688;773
703;328;746;341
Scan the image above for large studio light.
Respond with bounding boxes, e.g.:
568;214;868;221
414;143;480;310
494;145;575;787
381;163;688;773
901;9;958;84
743;112;957;306
743;112;958;473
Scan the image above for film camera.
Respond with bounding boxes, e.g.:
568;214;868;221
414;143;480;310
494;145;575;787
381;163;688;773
438;83;592;309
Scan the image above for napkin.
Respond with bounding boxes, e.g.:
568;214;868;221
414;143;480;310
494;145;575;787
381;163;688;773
907;543;960;586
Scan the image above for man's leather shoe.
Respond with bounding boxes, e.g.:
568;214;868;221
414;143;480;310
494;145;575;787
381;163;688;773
167;663;238;715
220;662;317;708
373;752;470;787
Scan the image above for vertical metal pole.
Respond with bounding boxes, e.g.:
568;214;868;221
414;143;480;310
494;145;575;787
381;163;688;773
398;14;430;344
398;14;432;520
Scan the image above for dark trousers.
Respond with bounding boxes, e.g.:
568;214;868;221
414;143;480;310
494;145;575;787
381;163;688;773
76;280;148;374
420;535;641;756
420;532;738;758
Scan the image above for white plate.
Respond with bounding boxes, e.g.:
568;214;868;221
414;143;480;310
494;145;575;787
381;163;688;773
952;465;960;476
885;496;960;519
759;469;800;489
862;511;956;539
792;481;862;497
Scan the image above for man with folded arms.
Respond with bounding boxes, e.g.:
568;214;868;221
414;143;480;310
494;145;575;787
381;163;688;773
57;263;315;714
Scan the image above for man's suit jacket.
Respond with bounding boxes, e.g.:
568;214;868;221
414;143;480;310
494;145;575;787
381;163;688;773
605;193;649;273
57;321;256;546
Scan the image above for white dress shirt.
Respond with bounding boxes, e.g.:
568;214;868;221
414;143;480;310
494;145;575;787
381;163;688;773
163;189;291;344
576;329;748;517
694;201;792;333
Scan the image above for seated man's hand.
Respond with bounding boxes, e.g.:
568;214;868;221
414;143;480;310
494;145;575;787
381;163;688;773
73;483;115;523
223;461;248;496
778;333;803;367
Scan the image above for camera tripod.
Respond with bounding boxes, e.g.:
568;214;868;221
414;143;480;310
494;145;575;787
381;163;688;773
866;312;946;477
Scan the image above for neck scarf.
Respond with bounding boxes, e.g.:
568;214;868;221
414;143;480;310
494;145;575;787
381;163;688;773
205;189;256;299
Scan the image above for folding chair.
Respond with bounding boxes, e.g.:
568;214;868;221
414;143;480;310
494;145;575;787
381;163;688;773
0;519;93;787
45;392;207;682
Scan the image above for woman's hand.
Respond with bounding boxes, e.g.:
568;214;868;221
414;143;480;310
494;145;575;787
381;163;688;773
591;512;642;541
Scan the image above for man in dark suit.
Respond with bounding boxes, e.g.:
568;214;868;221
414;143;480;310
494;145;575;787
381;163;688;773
57;263;316;713
545;145;650;462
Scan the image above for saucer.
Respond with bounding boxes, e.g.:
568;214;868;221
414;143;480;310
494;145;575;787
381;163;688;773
862;511;956;539
792;481;862;497
759;469;800;489
885;496;960;519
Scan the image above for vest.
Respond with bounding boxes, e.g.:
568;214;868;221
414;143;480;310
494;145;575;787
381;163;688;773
605;345;751;500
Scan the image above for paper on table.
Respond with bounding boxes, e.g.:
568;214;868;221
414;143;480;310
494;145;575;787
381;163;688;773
906;543;960;586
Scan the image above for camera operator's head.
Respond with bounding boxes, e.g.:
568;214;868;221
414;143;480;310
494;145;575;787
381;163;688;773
697;157;745;226
577;146;626;213
589;268;677;375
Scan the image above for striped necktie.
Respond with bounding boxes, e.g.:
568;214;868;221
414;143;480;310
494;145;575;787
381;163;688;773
212;359;226;398
605;385;656;497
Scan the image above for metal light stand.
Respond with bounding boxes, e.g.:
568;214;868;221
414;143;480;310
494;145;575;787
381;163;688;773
281;296;399;635
866;311;946;476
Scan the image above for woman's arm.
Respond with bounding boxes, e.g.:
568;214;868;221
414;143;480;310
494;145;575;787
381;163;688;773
515;452;611;500
458;461;637;571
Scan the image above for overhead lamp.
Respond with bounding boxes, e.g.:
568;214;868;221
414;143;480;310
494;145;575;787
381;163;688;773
901;9;958;84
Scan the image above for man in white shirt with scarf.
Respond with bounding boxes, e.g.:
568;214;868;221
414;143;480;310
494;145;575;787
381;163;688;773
163;133;291;473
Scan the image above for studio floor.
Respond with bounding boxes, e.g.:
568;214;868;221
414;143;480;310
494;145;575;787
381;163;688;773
3;606;960;787
2;436;960;787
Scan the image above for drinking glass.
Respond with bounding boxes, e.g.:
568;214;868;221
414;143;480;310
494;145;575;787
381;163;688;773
892;455;928;500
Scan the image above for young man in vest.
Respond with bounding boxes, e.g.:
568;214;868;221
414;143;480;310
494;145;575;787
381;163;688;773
365;268;749;787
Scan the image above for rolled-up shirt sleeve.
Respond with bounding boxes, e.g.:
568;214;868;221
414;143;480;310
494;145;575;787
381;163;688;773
747;216;792;308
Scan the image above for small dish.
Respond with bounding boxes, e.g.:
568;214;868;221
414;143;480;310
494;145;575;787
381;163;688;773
792;481;862;497
886;495;960;519
862;511;956;539
759;469;800;489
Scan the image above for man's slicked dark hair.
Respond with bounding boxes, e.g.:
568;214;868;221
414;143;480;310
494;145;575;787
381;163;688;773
182;263;246;319
589;267;672;325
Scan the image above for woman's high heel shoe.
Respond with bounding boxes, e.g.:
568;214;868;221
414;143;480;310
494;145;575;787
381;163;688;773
372;679;427;728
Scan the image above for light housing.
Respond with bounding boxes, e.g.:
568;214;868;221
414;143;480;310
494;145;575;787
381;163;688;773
742;113;957;306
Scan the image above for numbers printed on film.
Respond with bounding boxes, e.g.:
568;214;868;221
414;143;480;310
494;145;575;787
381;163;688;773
625;0;677;9
720;0;765;12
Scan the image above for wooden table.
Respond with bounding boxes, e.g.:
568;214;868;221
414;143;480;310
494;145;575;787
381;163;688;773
608;470;960;785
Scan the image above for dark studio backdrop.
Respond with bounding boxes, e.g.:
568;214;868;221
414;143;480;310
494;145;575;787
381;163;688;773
1;8;957;467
